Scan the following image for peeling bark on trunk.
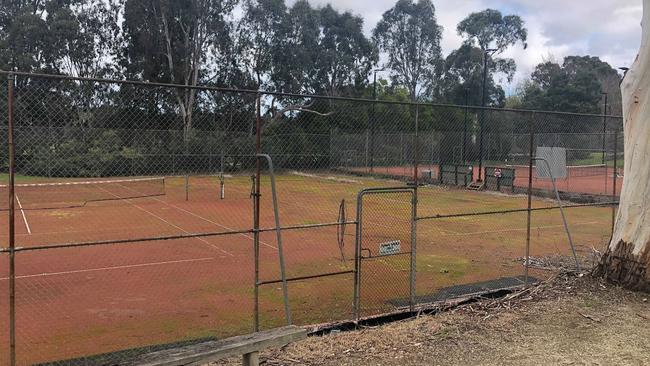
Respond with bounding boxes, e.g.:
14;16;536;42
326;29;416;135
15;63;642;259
594;0;650;291
595;241;650;291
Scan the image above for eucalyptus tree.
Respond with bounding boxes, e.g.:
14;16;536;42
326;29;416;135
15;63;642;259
373;0;443;101
122;0;238;143
239;0;287;90
454;8;527;105
522;56;617;115
315;4;377;97
596;0;650;291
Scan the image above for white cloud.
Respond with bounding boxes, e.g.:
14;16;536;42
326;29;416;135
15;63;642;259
286;0;643;94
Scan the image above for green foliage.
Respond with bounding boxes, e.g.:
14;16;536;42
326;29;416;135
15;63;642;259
239;0;287;88
521;56;616;115
457;9;527;52
1;0;620;180
268;1;376;96
0;0;120;76
439;44;507;106
373;0;443;100
440;9;527;106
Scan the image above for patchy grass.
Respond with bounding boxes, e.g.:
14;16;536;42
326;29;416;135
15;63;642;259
211;272;650;366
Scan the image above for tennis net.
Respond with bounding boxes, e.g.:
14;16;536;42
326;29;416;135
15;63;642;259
0;176;166;211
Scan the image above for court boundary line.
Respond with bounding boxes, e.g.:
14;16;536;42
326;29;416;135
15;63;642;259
96;185;235;257
118;182;278;251
15;194;32;235
0;257;215;281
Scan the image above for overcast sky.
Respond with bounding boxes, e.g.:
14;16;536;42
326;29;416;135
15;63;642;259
287;0;643;94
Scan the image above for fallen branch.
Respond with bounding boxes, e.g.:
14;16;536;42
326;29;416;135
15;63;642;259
577;312;601;322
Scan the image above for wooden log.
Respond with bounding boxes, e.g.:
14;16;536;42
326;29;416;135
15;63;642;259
123;325;307;366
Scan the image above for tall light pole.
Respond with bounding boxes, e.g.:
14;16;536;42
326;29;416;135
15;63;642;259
601;92;608;165
478;48;498;182
463;88;470;164
370;67;385;172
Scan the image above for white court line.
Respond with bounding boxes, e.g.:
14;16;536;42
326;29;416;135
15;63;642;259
0;257;214;281
118;183;278;251
95;185;235;257
15;195;32;235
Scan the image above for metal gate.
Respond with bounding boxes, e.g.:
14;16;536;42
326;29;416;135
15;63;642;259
353;187;416;320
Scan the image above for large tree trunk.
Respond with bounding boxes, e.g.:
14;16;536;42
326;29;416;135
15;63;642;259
594;0;650;291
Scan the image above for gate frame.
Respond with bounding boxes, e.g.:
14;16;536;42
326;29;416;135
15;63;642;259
353;187;417;321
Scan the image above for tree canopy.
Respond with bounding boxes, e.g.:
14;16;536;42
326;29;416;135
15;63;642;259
0;0;622;116
373;0;443;100
439;9;527;107
521;56;619;114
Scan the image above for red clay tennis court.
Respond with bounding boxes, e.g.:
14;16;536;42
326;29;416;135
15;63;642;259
0;174;365;365
341;163;622;196
0;71;625;366
0;170;618;365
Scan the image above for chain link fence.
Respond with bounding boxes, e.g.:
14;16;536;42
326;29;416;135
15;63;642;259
0;72;623;365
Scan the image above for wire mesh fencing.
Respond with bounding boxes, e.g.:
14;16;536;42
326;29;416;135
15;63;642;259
0;71;624;366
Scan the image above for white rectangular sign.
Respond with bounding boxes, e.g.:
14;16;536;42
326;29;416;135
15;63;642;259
379;240;401;256
536;146;567;179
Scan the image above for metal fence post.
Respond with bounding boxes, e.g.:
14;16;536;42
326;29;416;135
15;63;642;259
353;193;363;322
463;90;469;163
409;188;417;313
253;93;262;332
413;105;419;186
611;129;619;236
524;111;535;286
256;154;291;326
410;104;419;313
7;72;17;366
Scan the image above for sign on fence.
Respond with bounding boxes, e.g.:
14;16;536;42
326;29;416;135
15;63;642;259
536;147;567;179
379;240;401;256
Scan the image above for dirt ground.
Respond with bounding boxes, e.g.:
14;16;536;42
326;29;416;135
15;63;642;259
212;271;650;366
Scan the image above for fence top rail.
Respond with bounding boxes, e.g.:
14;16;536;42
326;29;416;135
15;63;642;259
0;70;623;120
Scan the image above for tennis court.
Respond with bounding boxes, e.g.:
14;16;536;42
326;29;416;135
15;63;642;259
0;72;623;365
342;162;622;196
0;170;616;365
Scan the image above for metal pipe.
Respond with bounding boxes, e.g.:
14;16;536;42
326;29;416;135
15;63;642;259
478;53;488;181
535;158;580;272
2;228;257;253
353;189;365;322
415;201;619;222
611;129;619;237
0;70;624;119
0;220;362;254
8;72;16;366
524;112;535;286
370;69;381;173
413;104;419;187
601;93;608;165
409;188;417;312
253;94;261;332
184;174;189;201
256;154;292;326
257;270;354;286
0;197;618;254
478;49;498;181
463;89;469;163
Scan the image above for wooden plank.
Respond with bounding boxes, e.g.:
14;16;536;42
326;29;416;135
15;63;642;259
242;351;259;366
124;326;307;366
